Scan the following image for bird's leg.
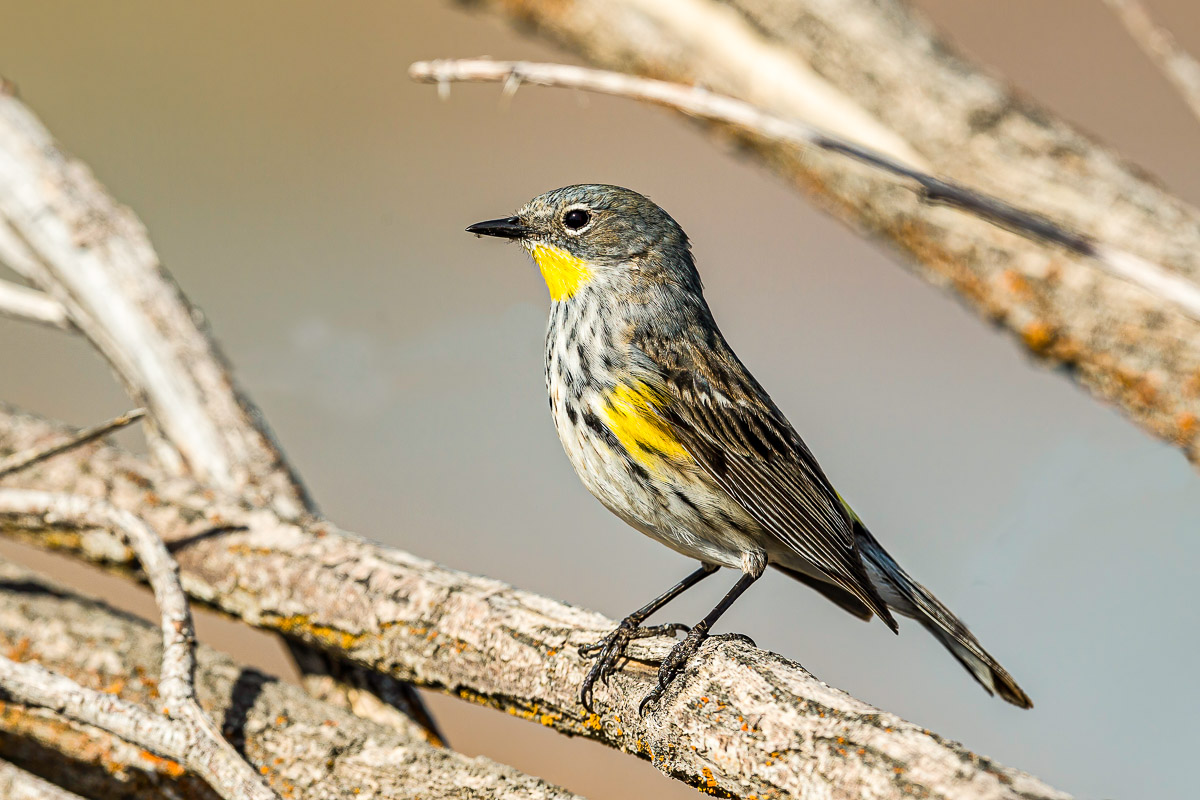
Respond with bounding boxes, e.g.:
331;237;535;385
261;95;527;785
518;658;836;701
578;563;718;712
639;568;762;715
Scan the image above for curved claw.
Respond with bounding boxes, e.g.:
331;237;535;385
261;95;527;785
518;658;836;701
638;685;663;716
638;628;708;716
578;620;690;712
577;639;605;659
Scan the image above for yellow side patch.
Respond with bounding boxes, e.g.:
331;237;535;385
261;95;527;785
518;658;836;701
603;383;691;472
529;244;592;301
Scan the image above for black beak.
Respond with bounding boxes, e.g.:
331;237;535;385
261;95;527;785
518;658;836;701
466;216;530;239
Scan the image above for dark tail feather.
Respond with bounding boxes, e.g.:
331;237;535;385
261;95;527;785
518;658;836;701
772;563;875;621
856;525;1033;709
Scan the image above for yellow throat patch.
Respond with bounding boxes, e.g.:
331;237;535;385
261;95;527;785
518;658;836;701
602;383;691;472
529;244;592;301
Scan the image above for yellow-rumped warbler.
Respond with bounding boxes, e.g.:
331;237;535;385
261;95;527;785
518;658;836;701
468;184;1031;713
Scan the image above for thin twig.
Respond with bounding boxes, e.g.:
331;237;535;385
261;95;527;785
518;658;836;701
409;58;1200;323
0;279;71;330
0;409;145;479
0;489;279;800
1105;0;1200;126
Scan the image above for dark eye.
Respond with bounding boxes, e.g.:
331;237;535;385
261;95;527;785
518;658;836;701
563;208;591;230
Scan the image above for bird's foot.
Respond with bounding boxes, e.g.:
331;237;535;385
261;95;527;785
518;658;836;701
638;627;709;715
578;619;689;712
637;631;757;715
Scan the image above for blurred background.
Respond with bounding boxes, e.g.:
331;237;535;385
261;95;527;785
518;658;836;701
1;1;1198;798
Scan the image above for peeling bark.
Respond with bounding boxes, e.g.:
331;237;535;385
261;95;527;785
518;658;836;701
0;559;580;800
0;408;1068;800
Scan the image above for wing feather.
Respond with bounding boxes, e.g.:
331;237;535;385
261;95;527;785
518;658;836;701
634;328;896;629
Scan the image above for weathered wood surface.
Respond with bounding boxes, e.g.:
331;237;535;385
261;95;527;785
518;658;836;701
0;65;439;743
0;487;280;800
0;559;581;800
466;0;1200;465
0;407;1068;800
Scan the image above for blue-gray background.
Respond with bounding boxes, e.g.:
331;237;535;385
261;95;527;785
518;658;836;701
1;2;1197;798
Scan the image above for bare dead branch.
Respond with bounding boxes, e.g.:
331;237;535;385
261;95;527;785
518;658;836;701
0;761;88;800
0;280;71;330
0;4;1174;796
411;57;1200;323
0;409;144;480
0;559;581;800
0;87;305;514
1105;0;1200;126
0;488;279;800
0;406;1069;800
460;0;1200;467
0;74;439;738
0;657;280;800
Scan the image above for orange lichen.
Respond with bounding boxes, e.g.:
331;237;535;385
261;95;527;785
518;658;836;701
1176;413;1198;443
139;749;185;778
6;638;31;661
226;543;275;558
1001;269;1033;297
1021;320;1056;353
266;614;365;651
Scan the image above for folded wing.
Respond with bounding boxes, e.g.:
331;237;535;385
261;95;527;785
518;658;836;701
634;327;897;630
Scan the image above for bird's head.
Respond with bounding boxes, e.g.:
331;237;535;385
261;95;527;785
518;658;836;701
467;184;700;302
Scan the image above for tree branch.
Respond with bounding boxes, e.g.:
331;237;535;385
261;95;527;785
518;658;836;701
0;80;305;514
0;559;580;800
460;0;1200;466
411;57;1200;323
1105;0;1200;126
0;72;439;739
0;658;279;800
0;488;279;800
0;761;88;800
0;280;71;331
0;406;1068;800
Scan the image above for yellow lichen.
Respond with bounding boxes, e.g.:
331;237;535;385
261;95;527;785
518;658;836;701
1021;320;1055;353
267;614;366;651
